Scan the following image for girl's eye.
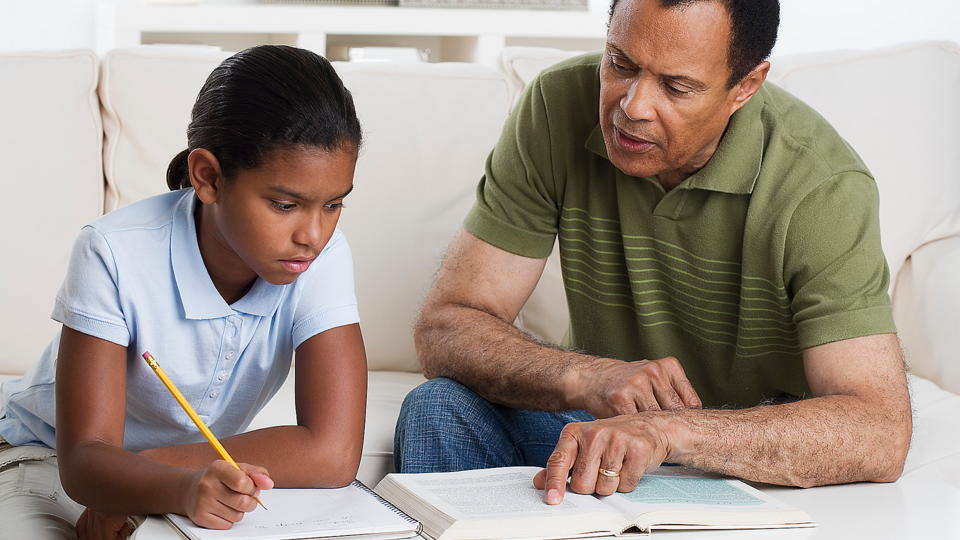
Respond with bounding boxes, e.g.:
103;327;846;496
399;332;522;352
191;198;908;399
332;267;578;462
271;201;296;212
323;202;346;212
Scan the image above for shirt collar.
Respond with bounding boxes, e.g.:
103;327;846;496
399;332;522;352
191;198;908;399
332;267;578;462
170;191;285;320
584;86;766;195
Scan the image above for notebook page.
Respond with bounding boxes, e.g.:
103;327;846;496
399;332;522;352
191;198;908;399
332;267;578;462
166;482;418;540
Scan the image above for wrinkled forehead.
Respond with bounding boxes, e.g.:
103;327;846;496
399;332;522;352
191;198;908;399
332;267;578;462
607;0;732;84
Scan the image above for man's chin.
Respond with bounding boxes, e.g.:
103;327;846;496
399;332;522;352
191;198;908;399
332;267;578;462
609;155;666;179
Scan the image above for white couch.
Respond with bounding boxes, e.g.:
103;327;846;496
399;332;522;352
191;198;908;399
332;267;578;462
2;41;960;537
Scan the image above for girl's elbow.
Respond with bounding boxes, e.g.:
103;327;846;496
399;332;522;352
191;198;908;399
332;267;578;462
303;440;362;488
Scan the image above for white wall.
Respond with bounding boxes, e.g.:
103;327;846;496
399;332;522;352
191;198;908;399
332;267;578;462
0;0;102;52
775;0;960;56
1;0;959;55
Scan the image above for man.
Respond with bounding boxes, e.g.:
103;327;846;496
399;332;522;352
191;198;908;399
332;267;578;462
395;0;912;503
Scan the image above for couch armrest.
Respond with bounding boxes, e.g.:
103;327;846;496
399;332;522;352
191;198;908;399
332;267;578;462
892;236;960;395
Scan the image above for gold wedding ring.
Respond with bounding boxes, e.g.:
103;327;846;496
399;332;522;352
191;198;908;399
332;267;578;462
599;468;621;478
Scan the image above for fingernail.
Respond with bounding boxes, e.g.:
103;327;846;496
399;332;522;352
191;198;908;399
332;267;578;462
546;489;561;504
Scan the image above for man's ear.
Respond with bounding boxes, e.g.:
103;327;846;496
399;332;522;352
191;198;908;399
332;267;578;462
188;149;224;205
729;61;770;115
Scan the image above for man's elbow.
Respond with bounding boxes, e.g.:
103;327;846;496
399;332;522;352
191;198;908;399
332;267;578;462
871;405;912;483
413;304;447;379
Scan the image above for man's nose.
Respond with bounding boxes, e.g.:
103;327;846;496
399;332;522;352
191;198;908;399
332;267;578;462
620;78;657;122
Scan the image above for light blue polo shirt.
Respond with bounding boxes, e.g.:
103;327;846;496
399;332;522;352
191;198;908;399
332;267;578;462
0;188;360;451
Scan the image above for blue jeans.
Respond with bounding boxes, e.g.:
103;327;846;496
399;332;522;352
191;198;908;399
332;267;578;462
394;377;595;473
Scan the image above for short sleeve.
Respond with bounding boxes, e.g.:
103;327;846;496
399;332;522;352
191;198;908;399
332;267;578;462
463;75;560;258
784;172;897;349
291;229;360;349
52;226;130;346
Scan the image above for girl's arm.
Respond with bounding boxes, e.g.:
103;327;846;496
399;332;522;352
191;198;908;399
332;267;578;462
139;323;368;488
56;325;191;514
56;326;268;523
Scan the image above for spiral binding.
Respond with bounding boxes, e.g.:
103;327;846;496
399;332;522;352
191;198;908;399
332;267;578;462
352;480;421;527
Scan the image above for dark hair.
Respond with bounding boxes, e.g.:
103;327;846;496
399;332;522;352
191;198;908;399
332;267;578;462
608;0;779;88
166;45;362;191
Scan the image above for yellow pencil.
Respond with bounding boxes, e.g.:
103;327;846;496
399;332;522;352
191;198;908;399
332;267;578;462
142;351;267;510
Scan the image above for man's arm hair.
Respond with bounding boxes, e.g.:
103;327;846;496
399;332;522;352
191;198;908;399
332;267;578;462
658;333;911;486
415;228;600;411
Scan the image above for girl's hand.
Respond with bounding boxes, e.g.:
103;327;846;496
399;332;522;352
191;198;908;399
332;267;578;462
76;508;134;540
183;460;274;529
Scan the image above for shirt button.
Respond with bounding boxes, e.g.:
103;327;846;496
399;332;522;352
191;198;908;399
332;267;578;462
225;351;236;360
209;391;219;398
217;375;225;382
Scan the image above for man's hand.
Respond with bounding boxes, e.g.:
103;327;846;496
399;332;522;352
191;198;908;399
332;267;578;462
76;509;135;540
532;415;672;504
182;461;274;529
570;357;701;418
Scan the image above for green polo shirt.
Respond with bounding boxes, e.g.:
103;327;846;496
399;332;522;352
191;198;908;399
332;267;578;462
465;53;896;408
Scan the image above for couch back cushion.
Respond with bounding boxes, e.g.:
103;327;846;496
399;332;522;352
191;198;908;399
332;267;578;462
100;47;512;371
99;46;232;210
0;50;104;375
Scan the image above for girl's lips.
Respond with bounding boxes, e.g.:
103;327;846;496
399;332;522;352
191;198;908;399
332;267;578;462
615;128;656;153
280;260;312;273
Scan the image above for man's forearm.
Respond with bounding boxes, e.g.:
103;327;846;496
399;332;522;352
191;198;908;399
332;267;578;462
660;394;912;487
416;302;597;411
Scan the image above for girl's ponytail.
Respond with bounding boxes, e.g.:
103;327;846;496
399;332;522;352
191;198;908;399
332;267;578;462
166;149;190;191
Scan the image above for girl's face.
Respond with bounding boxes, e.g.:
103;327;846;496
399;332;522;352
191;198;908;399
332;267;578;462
192;146;357;294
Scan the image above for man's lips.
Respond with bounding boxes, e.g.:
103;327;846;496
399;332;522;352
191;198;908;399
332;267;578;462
615;128;656;153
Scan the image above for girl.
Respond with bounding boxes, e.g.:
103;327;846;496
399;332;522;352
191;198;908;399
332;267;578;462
0;45;367;539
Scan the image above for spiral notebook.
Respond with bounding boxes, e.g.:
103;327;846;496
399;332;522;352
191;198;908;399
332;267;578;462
165;481;421;540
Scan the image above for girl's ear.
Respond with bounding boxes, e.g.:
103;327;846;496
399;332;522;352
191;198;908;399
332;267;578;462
188;149;224;204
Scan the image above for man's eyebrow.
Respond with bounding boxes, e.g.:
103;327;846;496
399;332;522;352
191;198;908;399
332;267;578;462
664;73;708;91
607;43;708;91
607;44;634;63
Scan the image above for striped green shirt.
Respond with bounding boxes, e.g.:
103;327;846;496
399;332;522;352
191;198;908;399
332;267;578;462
465;54;896;408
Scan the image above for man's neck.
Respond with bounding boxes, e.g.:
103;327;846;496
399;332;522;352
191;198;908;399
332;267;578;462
656;170;691;191
656;133;725;191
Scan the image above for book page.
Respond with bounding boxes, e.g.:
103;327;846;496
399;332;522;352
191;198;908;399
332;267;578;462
166;482;418;540
395;467;612;520
604;466;798;514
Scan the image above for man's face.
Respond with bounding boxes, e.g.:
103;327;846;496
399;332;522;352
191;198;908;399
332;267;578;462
599;0;747;180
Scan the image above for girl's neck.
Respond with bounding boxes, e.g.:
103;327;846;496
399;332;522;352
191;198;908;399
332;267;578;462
194;203;257;305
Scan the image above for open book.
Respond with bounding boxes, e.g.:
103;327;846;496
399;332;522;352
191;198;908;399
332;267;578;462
374;466;814;539
165;481;420;540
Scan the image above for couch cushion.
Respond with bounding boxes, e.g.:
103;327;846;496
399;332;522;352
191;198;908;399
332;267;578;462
100;46;513;372
245;370;425;486
501;46;583;93
0;50;103;376
99;46;231;210
904;374;960;474
893;236;960;394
